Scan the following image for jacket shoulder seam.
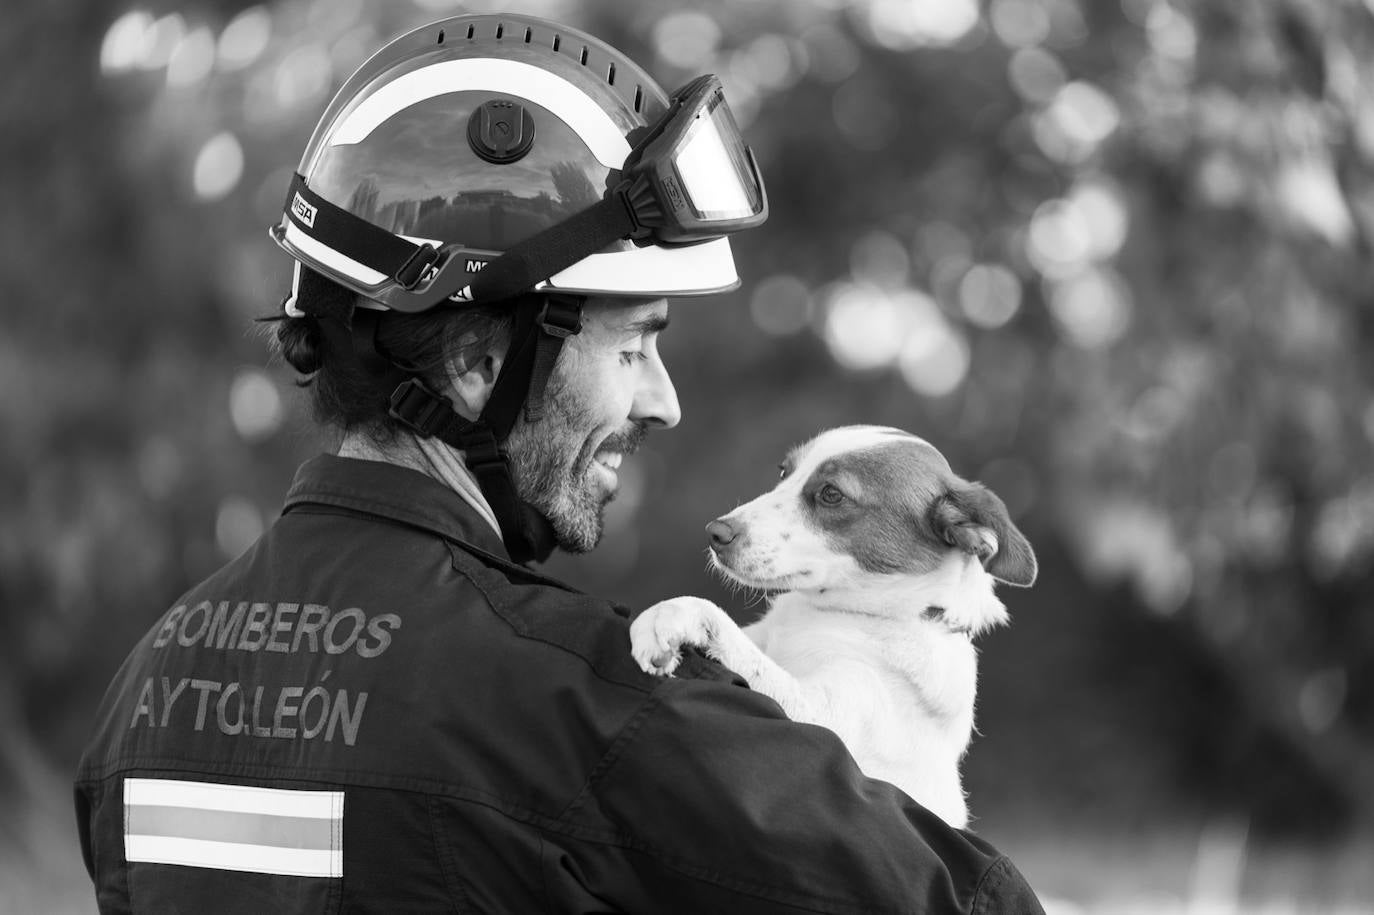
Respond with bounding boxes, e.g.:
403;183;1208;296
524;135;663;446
971;855;1015;915
557;691;663;821
445;546;655;696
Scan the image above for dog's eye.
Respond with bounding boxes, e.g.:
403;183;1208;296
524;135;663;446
817;483;845;506
777;465;788;480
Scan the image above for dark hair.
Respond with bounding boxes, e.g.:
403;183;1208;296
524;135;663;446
266;278;511;442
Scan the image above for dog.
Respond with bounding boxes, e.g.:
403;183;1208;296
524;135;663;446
629;425;1036;829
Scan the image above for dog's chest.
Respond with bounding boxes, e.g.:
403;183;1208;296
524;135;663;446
749;595;980;745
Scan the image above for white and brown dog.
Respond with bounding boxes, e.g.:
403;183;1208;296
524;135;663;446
630;425;1036;828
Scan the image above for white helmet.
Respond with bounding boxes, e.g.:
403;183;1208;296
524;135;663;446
271;13;767;313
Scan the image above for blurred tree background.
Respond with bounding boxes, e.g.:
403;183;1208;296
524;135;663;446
3;0;1373;911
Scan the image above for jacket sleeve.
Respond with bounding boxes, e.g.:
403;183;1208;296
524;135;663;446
554;672;1046;915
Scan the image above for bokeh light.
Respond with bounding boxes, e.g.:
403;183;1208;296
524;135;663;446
652;11;721;70
1033;80;1121;164
1276;159;1356;246
1045;266;1133;348
1008;46;1067;103
898;298;970;397
100;11;155;74
822;282;912;370
1068;180;1130;261
1027;197;1096;279
860;0;982;50
215;495;264;560
959;263;1023;329
1146;2;1198;62
217;7;273;72
137;14;187;71
166;26;216;88
274;44;333;110
991;0;1052;48
192;131;244;201
228;367;284;442
849;229;911;288
750;274;814;336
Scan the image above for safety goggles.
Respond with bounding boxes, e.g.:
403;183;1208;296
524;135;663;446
274;73;766;312
450;73;766;307
619;74;767;240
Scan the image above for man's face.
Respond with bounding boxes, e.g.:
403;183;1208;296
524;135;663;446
505;297;681;553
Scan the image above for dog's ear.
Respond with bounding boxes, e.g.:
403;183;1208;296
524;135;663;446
930;481;1037;587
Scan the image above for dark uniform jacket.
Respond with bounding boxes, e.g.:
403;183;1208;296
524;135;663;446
76;454;1045;914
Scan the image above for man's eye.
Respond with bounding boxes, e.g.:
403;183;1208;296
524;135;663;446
817;484;845;506
619;351;648;366
778;465;788;480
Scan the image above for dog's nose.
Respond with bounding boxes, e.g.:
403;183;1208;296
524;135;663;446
706;518;738;548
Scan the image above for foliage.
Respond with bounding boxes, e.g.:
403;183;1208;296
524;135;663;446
3;0;1373;907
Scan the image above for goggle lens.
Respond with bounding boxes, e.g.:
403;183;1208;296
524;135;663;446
672;88;761;221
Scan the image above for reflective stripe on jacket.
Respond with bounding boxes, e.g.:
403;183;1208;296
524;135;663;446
76;454;1045;914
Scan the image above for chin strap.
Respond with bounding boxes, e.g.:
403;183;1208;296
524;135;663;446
388;294;583;564
315;281;584;564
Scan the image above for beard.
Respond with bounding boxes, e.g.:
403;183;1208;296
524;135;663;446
505;375;646;554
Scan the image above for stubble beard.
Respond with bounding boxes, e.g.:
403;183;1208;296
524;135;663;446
506;380;645;554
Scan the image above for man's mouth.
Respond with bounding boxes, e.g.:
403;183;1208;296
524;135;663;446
590;450;622;489
585;426;645;491
593;451;623;471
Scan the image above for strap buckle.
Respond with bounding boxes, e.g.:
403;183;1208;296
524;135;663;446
393;243;440;289
456;430;509;473
538;297;583;338
388;379;448;435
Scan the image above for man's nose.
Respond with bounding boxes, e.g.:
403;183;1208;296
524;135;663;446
706;518;739;549
631;352;681;429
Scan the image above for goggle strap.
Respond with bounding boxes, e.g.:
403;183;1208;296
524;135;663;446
286;171;635;309
464;193;638;304
285;173;437;289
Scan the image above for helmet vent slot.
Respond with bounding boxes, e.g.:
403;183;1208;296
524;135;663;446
607;62;616;85
524;26;533;43
495;23;504;39
579;45;589;65
552;34;561;51
466;24;475;40
633;85;642;112
436;29;444;44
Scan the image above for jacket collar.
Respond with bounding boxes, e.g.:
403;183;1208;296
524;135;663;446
282;453;511;561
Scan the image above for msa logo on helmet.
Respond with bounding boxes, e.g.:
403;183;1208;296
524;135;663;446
662;175;686;214
416;260;484;289
443;261;488;303
291;193;318;228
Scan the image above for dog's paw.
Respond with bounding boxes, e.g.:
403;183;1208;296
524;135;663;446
630;596;728;677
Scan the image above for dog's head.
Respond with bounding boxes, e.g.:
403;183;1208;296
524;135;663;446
707;426;1036;622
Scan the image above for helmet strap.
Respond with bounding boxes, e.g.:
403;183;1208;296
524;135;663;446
381;294;584;564
280;172;638;311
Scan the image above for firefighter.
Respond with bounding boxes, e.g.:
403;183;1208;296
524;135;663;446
77;14;1045;913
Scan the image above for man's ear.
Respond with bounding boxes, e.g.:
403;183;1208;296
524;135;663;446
444;333;504;419
929;481;1037;587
